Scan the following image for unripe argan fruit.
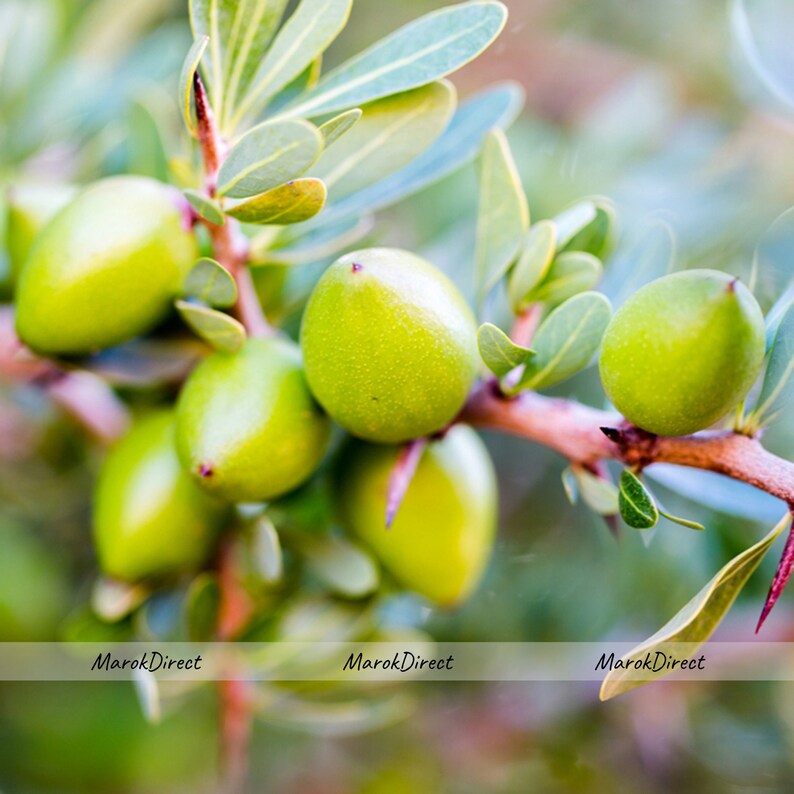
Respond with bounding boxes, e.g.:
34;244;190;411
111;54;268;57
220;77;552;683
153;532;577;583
175;337;331;503
300;248;479;443
599;269;765;436
16;176;197;355
93;411;225;582
337;426;497;606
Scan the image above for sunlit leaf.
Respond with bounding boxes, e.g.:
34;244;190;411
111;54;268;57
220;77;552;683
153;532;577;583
282;1;507;119
552;201;597;250
526;251;602;307
91;577;149;622
303;535;379;599
618;469;658;529
178;34;208;135
563;196;618;259
507;220;557;312
216;118;323;198
476;322;534;378
266;56;323;115
318;108;362;147
475;128;529;304
600;512;789;700
229;0;352;128
226;178;327;225
132;668;161;724
182;258;237;308
313;81;455;201
176;300;246;351
249;516;283;585
183;188;225;225
512;292;611;391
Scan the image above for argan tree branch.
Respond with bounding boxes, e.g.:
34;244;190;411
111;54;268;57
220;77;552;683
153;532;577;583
459;380;794;506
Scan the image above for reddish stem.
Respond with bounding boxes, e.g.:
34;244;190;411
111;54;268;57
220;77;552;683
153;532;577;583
756;516;794;633
385;438;428;528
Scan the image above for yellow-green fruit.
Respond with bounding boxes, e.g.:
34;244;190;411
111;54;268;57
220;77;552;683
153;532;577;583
93;411;225;582
5;183;78;282
175;337;331;503
337;426;497;606
599;269;765;436
300;248;479;443
16;176;197;355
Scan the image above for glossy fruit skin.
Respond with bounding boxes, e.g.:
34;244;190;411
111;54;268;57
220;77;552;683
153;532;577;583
16;176;197;355
337;426;497;606
300;248;479;443
175;336;331;503
599;269;765;436
6;183;78;282
93;411;226;582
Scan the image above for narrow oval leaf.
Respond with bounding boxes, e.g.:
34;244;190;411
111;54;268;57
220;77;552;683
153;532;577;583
514;291;612;391
475;128;530;304
319;108;362;147
182;258;237;308
184;572;220;642
250;516;283;585
563;197;618;259
216;119;323;198
282;1;508;119
553;201;597;250
176;300;246;352
304;536;379;599
527;251;602;307
91;577;149;622
178;35;209;136
229;0;352;127
477;322;534;378
618;469;659;529
752;301;794;427
314;81;523;226
573;467;619;516
266;57;323;115
314;82;455;201
600;513;789;700
658;509;705;531
226;178;327;225
507;220;557;312
561;467;578;505
132;668;162;724
183;188;225;225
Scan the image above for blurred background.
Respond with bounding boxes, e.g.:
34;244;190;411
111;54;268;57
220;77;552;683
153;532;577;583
2;0;794;791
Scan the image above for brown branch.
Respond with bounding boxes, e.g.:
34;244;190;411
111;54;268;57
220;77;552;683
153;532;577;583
459;380;794;507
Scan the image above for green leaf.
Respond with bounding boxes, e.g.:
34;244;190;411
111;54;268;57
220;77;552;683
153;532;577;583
507;220;557;312
225;178;327;225
313;81;456;201
182;258;237;308
178;35;209;136
618;469;658;529
282;0;508;119
561;467;578;505
563;197;618;259
475;128;530;304
600;512;789;700
183;188;225;225
752;301;794;427
266;57;323;114
658;509;705;531
176;300;246;352
572;467;619;516
126;94;171;183
314;82;523;226
513;291;611;391
477;322;534;378
249;516;283;585
303;535;379;599
229;0;352;128
184;572;220;642
190;0;290;128
553;200;597;250
319;108;362;147
526;251;602;307
216;118;323;198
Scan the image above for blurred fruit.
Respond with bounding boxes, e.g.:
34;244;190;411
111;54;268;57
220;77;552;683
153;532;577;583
337;426;497;606
15;176;197;355
300;248;479;442
175;336;331;503
599;269;765;436
93;411;225;581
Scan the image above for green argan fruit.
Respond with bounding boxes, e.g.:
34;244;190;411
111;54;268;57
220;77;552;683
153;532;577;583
93;411;226;582
16;176;197;355
337;426;497;606
5;183;78;282
175;336;331;503
300;248;479;443
599;269;765;436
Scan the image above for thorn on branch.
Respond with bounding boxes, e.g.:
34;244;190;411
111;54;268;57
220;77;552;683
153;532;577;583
385;438;428;529
756;517;794;633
